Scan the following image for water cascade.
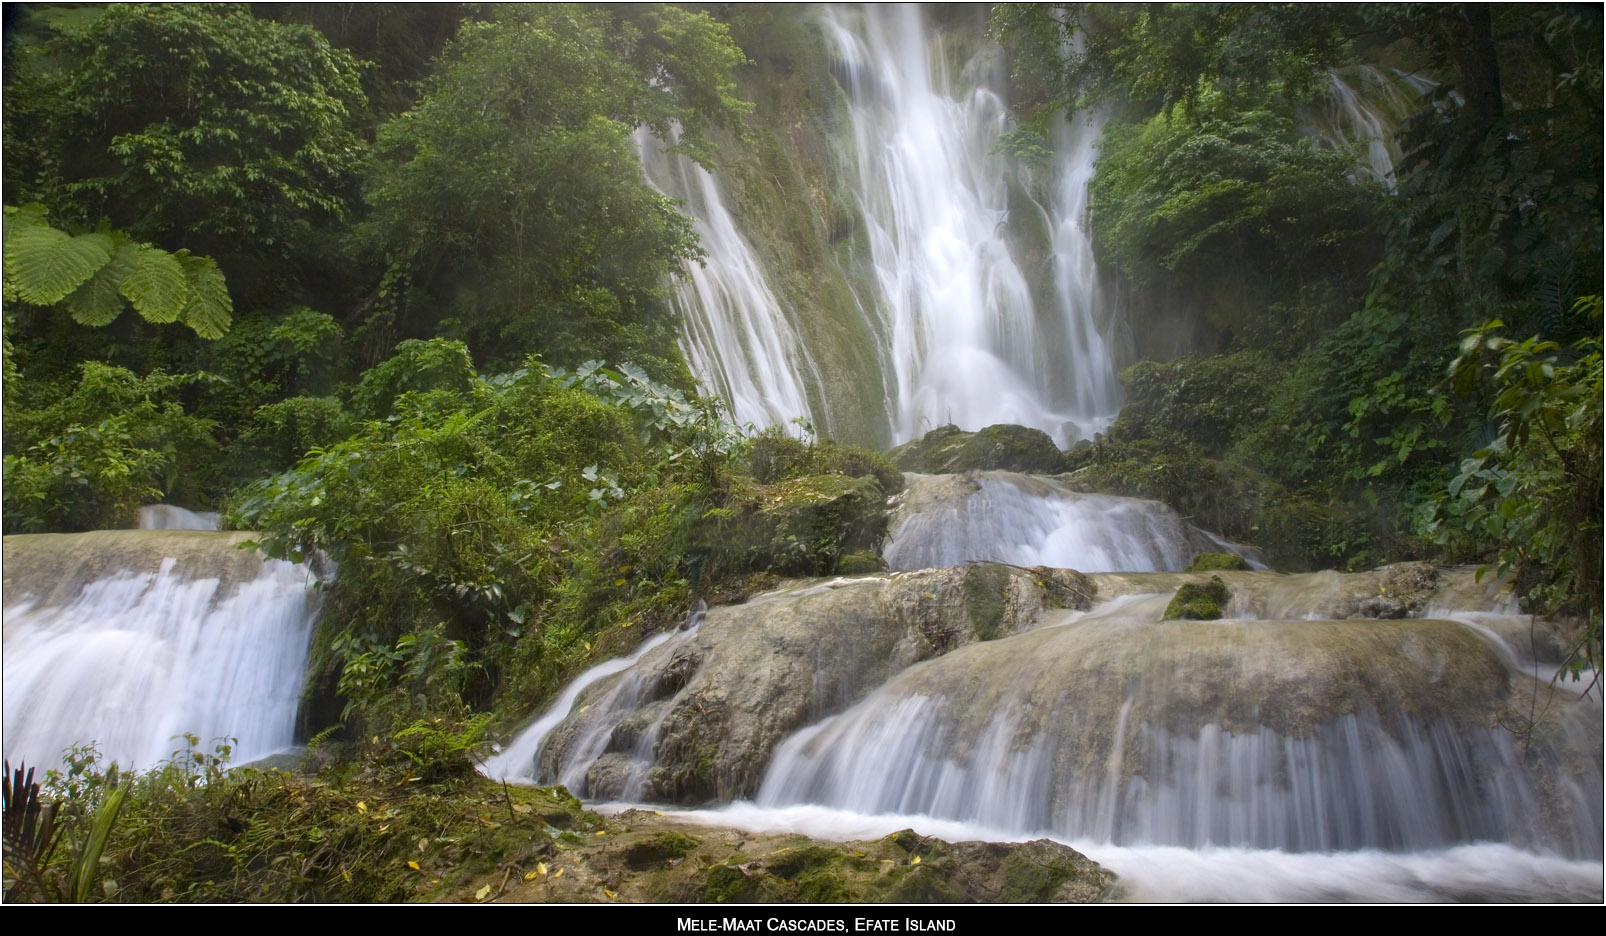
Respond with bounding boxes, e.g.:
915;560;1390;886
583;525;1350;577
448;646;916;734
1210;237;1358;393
655;5;1122;447
883;472;1259;572
637;129;831;436
2;531;322;771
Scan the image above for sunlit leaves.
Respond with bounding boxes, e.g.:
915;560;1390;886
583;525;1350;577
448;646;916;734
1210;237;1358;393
2;205;233;338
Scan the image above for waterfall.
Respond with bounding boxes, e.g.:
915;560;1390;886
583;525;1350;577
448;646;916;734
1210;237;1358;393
655;4;1122;447
883;472;1259;572
637;129;829;436
1309;65;1434;186
754;601;1603;859
2;531;321;772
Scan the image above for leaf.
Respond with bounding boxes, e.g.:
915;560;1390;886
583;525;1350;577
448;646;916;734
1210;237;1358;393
62;237;139;327
178;253;232;338
603;888;618;899
356;801;367;812
408;860;420;870
537;862;548;876
552;867;563;878
475;884;491;900
120;246;189;323
5;224;112;305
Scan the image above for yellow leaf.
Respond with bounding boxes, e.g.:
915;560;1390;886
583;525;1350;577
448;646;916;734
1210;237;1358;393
596;830;607;837
603;889;618;899
553;867;564;879
853;852;866;858
475;884;491;901
911;856;921;865
356;801;367;812
407;861;420;870
537;862;548;876
584;642;592;652
417;838;429;852
524;870;540;882
512;803;532;814
614;579;627;587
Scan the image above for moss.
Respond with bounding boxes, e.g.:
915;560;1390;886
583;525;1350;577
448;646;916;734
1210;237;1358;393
768;844;842;880
623;832;701;870
695;473;889;578
998;853;1052;902
1186;552;1249;571
963;563;1011;640
703;862;759;903
838;549;888;574
891;424;1066;474
1163;575;1231;620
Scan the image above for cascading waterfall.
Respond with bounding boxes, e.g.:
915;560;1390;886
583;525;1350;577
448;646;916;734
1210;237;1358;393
754;599;1603;858
883;472;1259;572
637;128;830;436
657;4;1123;447
2;531;321;771
827;4;1118;447
1309;65;1435;185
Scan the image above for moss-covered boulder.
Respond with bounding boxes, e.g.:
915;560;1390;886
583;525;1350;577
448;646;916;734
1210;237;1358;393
485;814;1117;903
1185;552;1249;572
1164;575;1230;620
695;473;889;577
890;424;1066;474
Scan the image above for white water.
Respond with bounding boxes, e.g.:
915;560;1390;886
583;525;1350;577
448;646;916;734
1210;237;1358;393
637;128;829;437
1310;66;1433;186
883;472;1259;572
828;4;1119;447
2;539;320;771
482;617;700;785
656;5;1122;447
138;504;221;531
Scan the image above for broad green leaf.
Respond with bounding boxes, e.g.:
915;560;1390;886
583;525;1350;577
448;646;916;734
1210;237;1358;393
178;253;232;338
120;246;189;323
5;225;112;305
62;236;139;327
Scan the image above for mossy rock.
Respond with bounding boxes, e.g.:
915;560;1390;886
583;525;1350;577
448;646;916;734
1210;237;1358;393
838;549;889;574
963;562;1011;640
890;424;1066;474
695;473;889;577
1185;552;1248;572
1163;575;1230;620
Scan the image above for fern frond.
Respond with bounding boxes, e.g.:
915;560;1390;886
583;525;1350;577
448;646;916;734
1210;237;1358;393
62;235;138;327
4;226;113;306
120;246;188;324
177;252;232;339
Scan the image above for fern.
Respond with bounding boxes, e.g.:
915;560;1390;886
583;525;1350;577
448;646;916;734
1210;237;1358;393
2;204;231;338
3;218;112;305
62;234;139;327
178;253;232;339
120;246;188;324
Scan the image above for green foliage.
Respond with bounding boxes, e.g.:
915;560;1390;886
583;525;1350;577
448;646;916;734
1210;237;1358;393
747;424;904;494
1088;93;1382;349
1114;351;1285;456
4;4;367;258
228;343;751;734
992;4;1357;118
3;363;220;532
1421;301;1603;685
356;4;749;374
2;205;233;339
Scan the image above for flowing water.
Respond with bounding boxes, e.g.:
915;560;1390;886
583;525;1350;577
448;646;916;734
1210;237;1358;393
2;531;321;772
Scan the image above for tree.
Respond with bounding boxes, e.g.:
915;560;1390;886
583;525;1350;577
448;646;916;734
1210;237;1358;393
352;4;750;378
3;4;367;263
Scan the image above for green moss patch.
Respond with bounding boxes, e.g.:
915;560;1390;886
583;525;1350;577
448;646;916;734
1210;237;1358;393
1164;575;1231;620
